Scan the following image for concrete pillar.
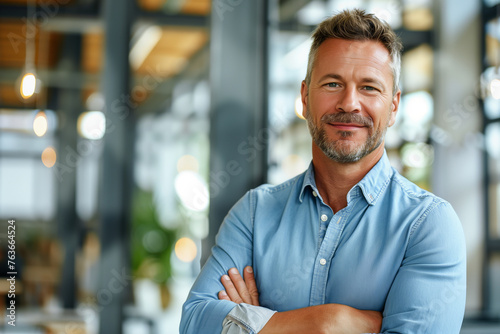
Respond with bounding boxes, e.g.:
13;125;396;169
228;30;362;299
204;0;269;264
98;0;135;333
432;0;483;316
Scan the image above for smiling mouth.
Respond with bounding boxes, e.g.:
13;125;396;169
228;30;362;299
328;122;366;130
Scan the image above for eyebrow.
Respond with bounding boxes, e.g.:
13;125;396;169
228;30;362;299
317;73;386;90
318;73;343;82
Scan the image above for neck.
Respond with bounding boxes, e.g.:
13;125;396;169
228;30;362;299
312;144;384;213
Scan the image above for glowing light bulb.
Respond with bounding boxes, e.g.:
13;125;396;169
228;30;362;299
175;237;197;262
33;111;48;137
20;72;36;99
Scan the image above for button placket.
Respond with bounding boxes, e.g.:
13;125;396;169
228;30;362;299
311;209;351;305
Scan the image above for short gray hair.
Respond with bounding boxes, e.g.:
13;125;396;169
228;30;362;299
305;9;403;94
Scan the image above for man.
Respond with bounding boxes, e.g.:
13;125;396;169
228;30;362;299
180;9;466;334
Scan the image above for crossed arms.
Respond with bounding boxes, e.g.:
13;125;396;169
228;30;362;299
218;266;382;334
180;190;467;334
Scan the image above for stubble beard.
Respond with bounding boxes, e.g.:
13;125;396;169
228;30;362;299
305;107;388;164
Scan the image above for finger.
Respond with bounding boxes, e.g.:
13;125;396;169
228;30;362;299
221;274;243;303
227;268;254;304
218;290;231;301
243;266;260;306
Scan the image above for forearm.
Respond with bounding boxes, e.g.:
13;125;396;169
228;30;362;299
219;267;382;334
260;304;382;334
180;298;236;334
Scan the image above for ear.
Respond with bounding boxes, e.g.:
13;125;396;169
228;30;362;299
300;80;308;118
388;89;401;127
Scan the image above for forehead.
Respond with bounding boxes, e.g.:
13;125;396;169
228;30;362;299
313;38;392;81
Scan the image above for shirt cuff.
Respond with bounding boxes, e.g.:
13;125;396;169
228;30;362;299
221;303;277;334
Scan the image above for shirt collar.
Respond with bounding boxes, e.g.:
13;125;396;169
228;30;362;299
354;150;394;205
299;161;317;203
298;151;394;206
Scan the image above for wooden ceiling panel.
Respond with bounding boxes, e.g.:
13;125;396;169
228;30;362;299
81;32;103;73
0;20;62;69
0;1;210;109
138;0;166;11
137;28;208;76
0;83;39;108
182;0;211;15
143;54;188;77
0;21;38;68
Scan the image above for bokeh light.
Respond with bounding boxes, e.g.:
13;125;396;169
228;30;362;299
20;72;36;99
78;111;106;140
174;237;197;263
41;147;57;168
401;142;434;169
33;111;48;137
174;171;209;211
491;79;500;99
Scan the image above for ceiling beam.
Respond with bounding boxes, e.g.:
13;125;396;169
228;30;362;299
0;2;100;19
136;12;208;28
0;65;209;95
0;3;208;28
0;68;99;90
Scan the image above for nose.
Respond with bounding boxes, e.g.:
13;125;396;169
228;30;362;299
336;85;361;113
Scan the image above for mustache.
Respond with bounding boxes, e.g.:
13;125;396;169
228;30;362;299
320;112;373;127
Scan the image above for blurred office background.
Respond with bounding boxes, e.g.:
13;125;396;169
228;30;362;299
0;0;499;333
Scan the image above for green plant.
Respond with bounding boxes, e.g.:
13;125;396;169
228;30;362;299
131;189;176;284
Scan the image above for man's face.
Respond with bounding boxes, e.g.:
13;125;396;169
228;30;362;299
301;38;400;163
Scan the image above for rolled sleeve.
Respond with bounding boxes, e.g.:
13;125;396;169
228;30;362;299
222;304;277;334
180;191;258;334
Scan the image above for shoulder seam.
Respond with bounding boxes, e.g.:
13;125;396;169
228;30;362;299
249;189;255;231
392;172;440;201
409;199;448;238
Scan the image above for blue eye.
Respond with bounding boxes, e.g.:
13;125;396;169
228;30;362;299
327;82;339;88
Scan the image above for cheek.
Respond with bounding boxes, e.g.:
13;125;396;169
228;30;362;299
311;94;336;114
364;99;394;125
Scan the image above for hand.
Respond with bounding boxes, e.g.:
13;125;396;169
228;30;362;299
218;266;259;306
218;267;382;334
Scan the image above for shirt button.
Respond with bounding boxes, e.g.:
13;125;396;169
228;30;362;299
321;214;328;222
312;190;318;197
320;258;327;265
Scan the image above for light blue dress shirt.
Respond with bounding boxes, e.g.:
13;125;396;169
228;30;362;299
180;152;467;334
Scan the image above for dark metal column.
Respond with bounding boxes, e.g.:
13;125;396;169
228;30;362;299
203;0;269;264
56;34;83;309
97;0;134;333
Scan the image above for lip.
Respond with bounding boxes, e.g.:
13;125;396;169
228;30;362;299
328;122;366;131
